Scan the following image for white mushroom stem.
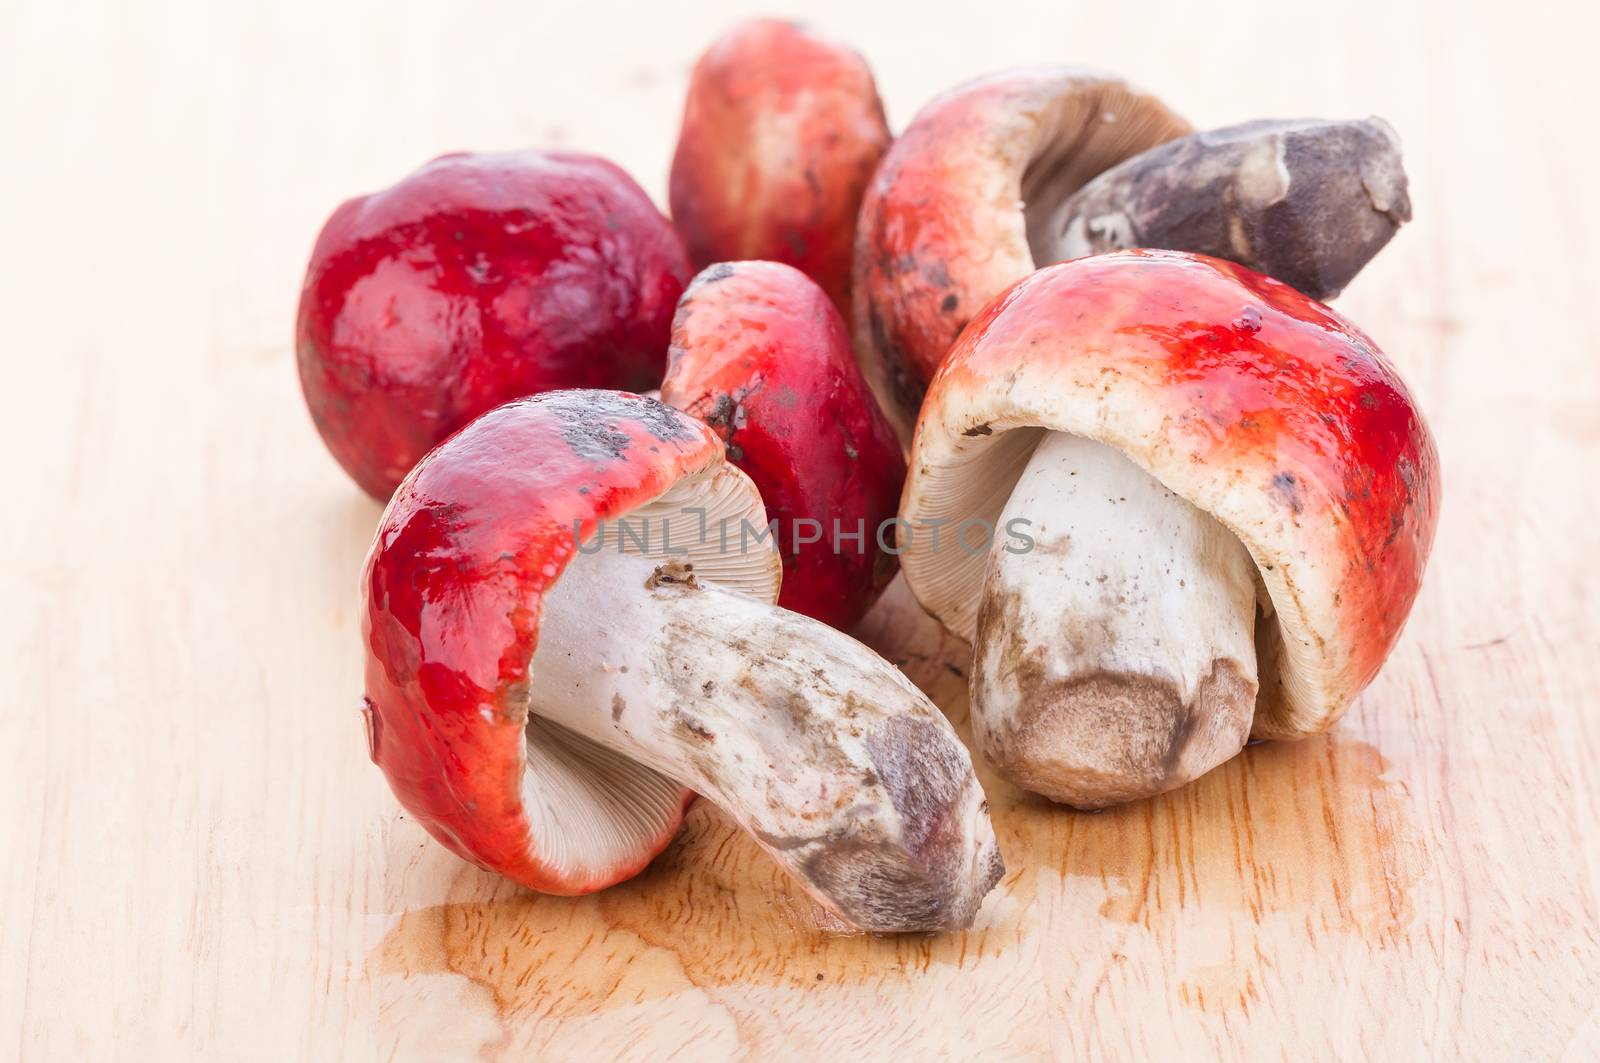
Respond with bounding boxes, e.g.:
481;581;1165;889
971;431;1260;807
527;548;1003;931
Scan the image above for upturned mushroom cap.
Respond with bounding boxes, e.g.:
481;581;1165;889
670;19;889;316
899;250;1440;738
662;261;905;629
362;390;778;893
298;151;690;498
853;68;1192;441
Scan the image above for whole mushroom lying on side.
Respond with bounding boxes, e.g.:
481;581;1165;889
662;261;904;630
362;389;1002;931
298;151;689;498
671;18;889;317
852;68;1189;442
897;250;1439;807
853;67;1412;442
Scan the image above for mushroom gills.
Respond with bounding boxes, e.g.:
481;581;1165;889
971;431;1260;807
526;547;1003;932
1018;82;1195;269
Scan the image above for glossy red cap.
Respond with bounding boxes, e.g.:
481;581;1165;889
298;151;690;498
670;20;889;317
663;262;905;630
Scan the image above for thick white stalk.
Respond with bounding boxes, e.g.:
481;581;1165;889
528;549;1003;932
971;431;1260;807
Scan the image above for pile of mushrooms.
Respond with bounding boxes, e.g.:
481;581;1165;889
307;19;1440;933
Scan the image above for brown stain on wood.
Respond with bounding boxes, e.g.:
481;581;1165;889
368;578;1423;1041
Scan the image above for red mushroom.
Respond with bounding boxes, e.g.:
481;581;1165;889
853;68;1192;441
297;150;690;498
670;19;889;317
661;261;904;630
897;250;1439;807
363;389;1001;931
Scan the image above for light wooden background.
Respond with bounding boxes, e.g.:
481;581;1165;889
6;0;1598;1059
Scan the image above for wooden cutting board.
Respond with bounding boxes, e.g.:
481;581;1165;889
5;1;1598;1059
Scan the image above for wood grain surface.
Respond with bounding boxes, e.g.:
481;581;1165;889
5;0;1598;1059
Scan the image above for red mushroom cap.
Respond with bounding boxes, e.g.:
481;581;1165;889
670;19;889;317
662;262;905;630
361;390;775;893
854;68;1192;441
298;151;690;499
900;250;1440;738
